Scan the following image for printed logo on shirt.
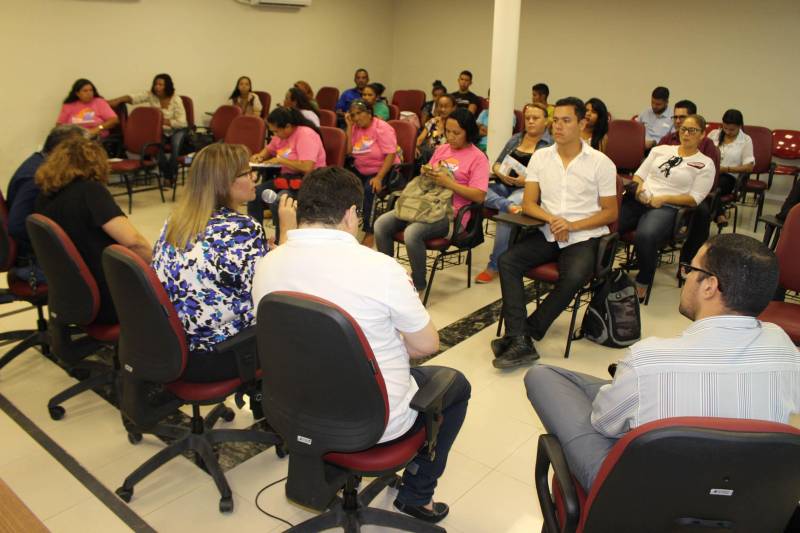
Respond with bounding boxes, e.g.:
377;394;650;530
72;108;96;125
352;135;375;155
687;162;706;169
277;147;292;159
440;157;460;173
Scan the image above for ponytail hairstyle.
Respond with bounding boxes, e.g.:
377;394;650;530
286;87;319;117
267;106;321;138
718;109;744;146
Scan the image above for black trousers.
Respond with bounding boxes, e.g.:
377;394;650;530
499;231;598;338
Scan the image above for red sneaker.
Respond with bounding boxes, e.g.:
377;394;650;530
475;269;498;284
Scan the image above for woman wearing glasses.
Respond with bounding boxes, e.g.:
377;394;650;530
152;143;296;381
619;114;715;301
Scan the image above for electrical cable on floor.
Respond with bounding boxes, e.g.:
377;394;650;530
254;476;294;528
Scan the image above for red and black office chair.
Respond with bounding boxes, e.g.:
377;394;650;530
179;95;195;131
389;200;485;306
224;115;266;155
391;90;426;120
513;109;524;134
605;120;645;179
738;125;773;231
25;214;119;420
109;107;164;213
254;90;271;120
769;129;800;189
758;204;800;345
199;104;242;143
320;126;346;168
496;176;624;357
536;417;800;533
256;291;455;533
102;245;283;513
318;108;337;128
0;192;48;372
388;103;400;121
388;119;417;186
316;87;340;112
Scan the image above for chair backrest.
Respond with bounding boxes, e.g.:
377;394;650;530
179;95;195;130
390;90;426;119
388;119;416;169
256;291;388;456
742;125;772;174
513;109;524;134
579;417;800;533
388;103;400;121
123;107;163;156
254;90;271;120
102;245;187;383
772;129;800;160
775;204;800;292
209;105;243;141
316;86;340;112
224;115;266;155
705;121;722;136
26;214;99;325
110;102;128;137
320;126;346;167
0;190;16;272
606;120;645;173
317;108;336;127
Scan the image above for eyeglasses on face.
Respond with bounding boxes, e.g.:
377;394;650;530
679;126;702;135
671;115;688;120
235;169;258;181
679;262;723;291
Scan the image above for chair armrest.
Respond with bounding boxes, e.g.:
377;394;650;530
535;434;580;533
594;232;618;279
213;326;258;385
451;203;483;246
672;206;695;242
409;367;457;460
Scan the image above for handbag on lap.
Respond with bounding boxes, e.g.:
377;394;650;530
394;174;453;224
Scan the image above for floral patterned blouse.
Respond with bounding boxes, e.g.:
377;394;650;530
153;207;267;353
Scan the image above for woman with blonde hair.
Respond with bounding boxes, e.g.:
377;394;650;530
34;136;151;324
152;143;296;381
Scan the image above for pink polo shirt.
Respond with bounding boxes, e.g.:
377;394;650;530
267;125;326;176
429;143;489;226
56;98;117;137
350;117;400;176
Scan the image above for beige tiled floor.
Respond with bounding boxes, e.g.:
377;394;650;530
0;186;784;532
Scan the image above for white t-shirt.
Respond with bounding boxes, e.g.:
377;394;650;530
300;109;321;128
525;141;617;248
707;129;755;169
635;144;715;205
251;228;429;442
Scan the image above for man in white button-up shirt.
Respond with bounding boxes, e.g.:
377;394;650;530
525;234;800;491
493;97;618;368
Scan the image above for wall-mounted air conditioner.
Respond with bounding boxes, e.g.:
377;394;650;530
236;0;312;7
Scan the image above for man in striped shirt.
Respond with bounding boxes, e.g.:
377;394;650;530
525;233;800;491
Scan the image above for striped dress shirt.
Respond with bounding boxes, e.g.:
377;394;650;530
591;315;800;438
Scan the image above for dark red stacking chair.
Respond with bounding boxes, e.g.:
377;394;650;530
179;95;195;131
318;108;337;128
320;126;346;168
605;120;645;179
535;417;800;533
109;107;164;213
254;90;271;120
513;109;524;134
316;87;340;112
388;103;400;121
391;90;426;120
224;115;266;155
769;129;800;189
256;291;456;533
758;204;800;344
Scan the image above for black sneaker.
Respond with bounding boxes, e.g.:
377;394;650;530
493;336;539;369
490;336;512;357
393;499;449;523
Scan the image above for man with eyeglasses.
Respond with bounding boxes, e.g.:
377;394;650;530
658;100;720;268
524;233;799;491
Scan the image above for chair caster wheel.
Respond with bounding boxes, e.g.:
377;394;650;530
49;405;65;420
116;486;133;503
128;432;143;444
219;496;234;513
275;444;287;458
222;408;235;422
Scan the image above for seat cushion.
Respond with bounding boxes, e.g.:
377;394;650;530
621;230;635;244
759;301;800;344
744;179;767;191
525;262;559;283
83;322;120;343
166;376;244;402
110;159;156;173
424;237;452;251
720;194;737;203
324;425;427;473
6;275;47;301
773;164;800;175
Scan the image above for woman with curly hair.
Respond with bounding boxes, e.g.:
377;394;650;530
34;137;151;324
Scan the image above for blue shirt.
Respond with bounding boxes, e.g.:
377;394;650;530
637;105;674;143
335;87;362;113
476;109;518;151
6;152;44;257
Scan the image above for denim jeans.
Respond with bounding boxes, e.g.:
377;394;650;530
619;195;678;286
485;184;525;271
351;168;378;233
374;210;450;290
396;366;471;506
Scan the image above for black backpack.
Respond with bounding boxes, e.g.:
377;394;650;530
578;269;641;348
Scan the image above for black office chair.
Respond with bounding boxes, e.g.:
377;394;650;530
256;291;456;532
103;245;283;513
536;417;800;533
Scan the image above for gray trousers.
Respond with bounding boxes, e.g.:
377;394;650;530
524;365;617;490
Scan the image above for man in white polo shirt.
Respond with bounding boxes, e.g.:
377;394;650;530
493;97;618;368
251;167;470;524
637;86;674;149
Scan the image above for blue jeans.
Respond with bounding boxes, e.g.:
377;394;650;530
396;366;471;506
485;184;524;271
374;210;450;290
619;195;678;286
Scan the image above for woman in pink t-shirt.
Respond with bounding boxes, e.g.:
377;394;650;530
56;79;118;139
249;107;325;239
375;108;489;292
345;99;400;247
